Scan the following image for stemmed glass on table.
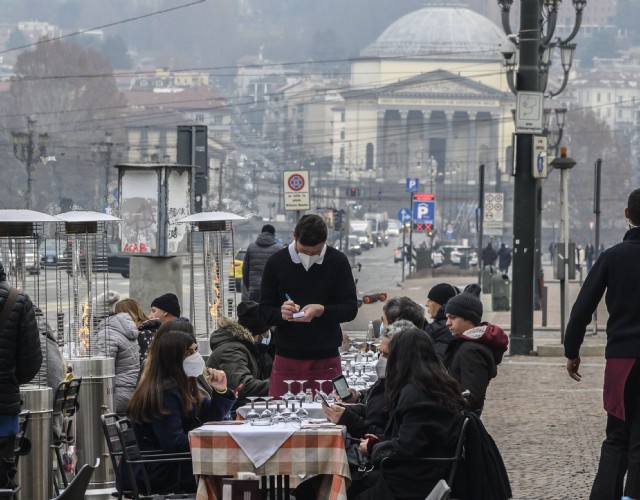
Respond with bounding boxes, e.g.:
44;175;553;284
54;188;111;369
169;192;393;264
295;380;307;403
282;380;295;401
314;380;327;403
245;396;260;422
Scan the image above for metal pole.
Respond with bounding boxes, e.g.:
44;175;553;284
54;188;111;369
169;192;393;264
510;0;540;355
478;164;485;287
560;168;570;342
592;158;602;334
408;192;414;277
26;119;35;210
401;224;406;282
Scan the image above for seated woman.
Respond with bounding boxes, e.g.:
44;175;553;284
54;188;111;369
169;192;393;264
120;330;235;494
349;327;466;500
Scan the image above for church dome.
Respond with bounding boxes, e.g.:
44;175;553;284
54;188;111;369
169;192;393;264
361;5;506;60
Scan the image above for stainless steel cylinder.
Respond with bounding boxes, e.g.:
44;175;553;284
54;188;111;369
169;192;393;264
71;356;115;492
17;385;53;500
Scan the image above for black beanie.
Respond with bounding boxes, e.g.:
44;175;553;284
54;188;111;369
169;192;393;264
150;293;181;318
237;301;270;336
427;283;459;306
261;224;276;235
445;292;483;326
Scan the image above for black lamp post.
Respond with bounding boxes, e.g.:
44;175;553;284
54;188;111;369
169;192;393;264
12;117;48;210
92;132;123;211
497;0;586;355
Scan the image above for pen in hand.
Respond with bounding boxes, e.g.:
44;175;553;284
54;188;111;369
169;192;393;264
285;293;292;301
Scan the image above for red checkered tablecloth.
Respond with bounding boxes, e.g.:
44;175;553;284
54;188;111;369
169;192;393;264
189;424;351;500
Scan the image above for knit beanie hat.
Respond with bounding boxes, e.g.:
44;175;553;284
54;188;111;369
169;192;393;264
91;290;120;319
237;301;270;336
261;224;276;235
427;283;459;306
150;293;181;318
445;292;483;326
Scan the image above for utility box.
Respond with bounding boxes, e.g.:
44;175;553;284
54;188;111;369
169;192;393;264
415;248;430;270
491;273;510;311
482;265;495;293
553;242;576;280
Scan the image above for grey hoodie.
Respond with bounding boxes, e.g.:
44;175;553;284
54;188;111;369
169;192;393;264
90;312;139;414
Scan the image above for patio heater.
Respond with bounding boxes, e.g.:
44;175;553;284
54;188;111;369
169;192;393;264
55;211;120;498
177;211;246;355
0;209;60;500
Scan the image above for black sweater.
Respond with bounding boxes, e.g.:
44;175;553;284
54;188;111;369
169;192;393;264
259;246;358;359
565;227;640;359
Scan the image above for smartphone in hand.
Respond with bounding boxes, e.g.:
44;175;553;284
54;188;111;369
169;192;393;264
318;391;330;406
332;375;353;402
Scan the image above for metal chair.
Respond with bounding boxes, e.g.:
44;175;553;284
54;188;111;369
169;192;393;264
50;459;99;500
0;412;31;500
380;414;470;495
51;379;82;494
114;418;194;500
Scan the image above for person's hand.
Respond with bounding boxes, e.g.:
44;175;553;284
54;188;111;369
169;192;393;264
332;387;359;403
206;368;228;391
358;437;369;454
566;356;582;382
322;403;345;423
291;303;324;322
281;300;300;321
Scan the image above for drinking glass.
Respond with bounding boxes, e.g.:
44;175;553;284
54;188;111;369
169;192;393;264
295;400;309;419
260;396;273;420
314;380;327;403
282;380;295;400
245;396;260;422
285;401;302;423
280;398;293;420
295;380;307;402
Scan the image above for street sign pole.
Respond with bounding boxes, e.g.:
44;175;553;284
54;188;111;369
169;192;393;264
408;192;413;276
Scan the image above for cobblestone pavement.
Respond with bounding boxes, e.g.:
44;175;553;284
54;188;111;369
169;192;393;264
482;357;606;499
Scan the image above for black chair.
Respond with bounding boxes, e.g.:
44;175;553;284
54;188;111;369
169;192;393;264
114;418;194;500
0;412;32;500
51;379;82;494
50;459;99;500
380;414;470;494
260;476;291;500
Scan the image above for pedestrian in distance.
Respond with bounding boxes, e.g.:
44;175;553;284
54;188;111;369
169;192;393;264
497;243;512;274
259;214;358;397
243;224;283;301
481;242;498;268
0;261;41;490
565;188;640;500
585;243;595;272
444;288;509;415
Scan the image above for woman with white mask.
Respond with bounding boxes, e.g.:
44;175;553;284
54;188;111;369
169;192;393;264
122;331;235;495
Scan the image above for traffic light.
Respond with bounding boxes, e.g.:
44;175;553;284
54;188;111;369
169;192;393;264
334;209;343;230
349;187;357;197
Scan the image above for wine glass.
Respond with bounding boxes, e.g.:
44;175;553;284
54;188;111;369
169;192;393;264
314;380;327;403
280;399;293;420
245;396;260;422
271;403;285;424
295;400;309;419
282;380;295;400
295;380;307;402
285;401;302;423
260;396;273;420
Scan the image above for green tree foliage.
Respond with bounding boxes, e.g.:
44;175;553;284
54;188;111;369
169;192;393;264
0;39;125;211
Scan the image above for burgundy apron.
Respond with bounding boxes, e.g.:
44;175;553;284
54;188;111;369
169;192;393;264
268;354;342;398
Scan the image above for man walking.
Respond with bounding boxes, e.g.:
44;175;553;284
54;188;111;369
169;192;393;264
565;188;640;499
0;261;41;489
243;224;282;301
497;243;512;274
259;214;358;397
482;242;498;268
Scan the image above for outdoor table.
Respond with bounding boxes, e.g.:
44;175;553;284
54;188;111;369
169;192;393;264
235;401;327;420
189;421;351;500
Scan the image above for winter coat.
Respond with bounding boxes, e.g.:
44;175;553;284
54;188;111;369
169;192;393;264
0;268;42;415
425;305;455;359
444;323;508;415
242;231;282;295
482;245;498;267
360;382;462;500
137;318;160;366
497;246;512;270
207;318;272;410
338;378;387;439
90;312;140;414
118;382;235;494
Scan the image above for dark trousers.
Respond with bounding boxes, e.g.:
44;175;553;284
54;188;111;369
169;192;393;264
591;362;640;499
0;435;16;490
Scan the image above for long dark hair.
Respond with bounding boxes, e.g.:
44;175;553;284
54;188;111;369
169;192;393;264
127;330;201;422
385;327;465;414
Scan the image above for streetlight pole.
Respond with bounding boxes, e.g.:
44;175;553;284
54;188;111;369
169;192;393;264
497;0;585;355
12;117;48;210
92;132;123;211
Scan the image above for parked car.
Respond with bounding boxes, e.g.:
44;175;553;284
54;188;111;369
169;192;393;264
107;243;130;278
431;249;444;268
394;246;406;263
441;246;478;266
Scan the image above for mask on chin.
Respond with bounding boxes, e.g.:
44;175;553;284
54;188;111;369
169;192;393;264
298;252;321;271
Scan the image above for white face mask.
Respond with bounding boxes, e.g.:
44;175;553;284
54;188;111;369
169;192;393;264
183;352;205;378
375;357;387;379
298;253;321;271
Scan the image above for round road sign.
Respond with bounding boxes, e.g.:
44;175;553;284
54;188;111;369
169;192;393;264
288;174;305;191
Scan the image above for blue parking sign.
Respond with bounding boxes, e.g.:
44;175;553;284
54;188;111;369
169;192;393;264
406;178;419;192
412;200;435;225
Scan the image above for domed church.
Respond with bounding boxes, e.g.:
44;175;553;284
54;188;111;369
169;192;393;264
334;4;515;200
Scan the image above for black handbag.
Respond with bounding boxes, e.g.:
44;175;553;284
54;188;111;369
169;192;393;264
346;442;374;478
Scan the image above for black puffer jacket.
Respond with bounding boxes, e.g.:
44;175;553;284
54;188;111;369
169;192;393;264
0;265;42;415
338;378;387;439
425;305;455;359
242;232;282;294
